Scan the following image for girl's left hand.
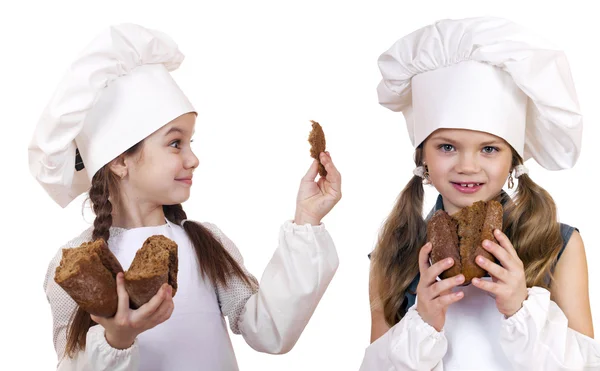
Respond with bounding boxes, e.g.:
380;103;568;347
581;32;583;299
472;229;529;318
294;152;342;226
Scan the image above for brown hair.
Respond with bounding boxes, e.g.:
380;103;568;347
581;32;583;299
64;141;254;358
371;146;564;327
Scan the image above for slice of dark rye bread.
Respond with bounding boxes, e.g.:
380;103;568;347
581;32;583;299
124;235;178;309
54;239;124;317
428;200;502;285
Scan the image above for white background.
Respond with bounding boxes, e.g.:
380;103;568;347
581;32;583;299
1;1;598;370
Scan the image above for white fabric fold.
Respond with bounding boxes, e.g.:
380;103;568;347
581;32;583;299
500;286;600;370
360;306;447;371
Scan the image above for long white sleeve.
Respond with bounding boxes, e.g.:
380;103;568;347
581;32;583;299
208;221;339;354
55;326;140;371
359;306;447;371
45;228;139;371
500;286;600;371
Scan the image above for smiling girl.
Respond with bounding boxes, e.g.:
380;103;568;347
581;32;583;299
30;24;341;371
360;17;600;370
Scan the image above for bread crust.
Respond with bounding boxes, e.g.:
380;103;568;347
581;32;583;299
124;235;178;309
428;200;502;285
54;239;124;317
308;120;327;177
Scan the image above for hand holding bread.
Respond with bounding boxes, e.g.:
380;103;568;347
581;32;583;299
471;229;528;317
295;121;342;226
416;242;466;332
91;272;174;349
55;235;178;317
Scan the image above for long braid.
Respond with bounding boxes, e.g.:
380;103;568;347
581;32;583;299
90;168;115;242
65;167;117;357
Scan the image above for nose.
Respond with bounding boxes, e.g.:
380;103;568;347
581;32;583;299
455;152;480;174
186;149;200;170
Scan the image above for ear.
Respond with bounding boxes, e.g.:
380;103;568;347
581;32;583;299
108;155;128;179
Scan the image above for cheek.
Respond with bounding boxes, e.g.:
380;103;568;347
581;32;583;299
427;158;453;178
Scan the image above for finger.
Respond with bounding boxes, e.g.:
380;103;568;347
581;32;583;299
481;239;514;270
301;159;319;182
493;229;519;259
428;274;465;299
135;284;169;318
150;289;175;324
418;242;433;276
434;291;464;308
475;255;508;281
472;277;502;296
115;272;130;314
320;152;341;187
424;257;456;286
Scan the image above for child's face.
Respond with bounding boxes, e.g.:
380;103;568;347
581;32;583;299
124;113;199;206
422;128;513;215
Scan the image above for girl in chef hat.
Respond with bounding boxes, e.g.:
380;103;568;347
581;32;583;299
361;17;599;370
30;24;341;371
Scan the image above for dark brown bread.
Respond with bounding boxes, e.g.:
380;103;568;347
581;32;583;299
124;235;178;309
54;239;124;317
428;200;502;285
308;120;327;177
428;210;461;280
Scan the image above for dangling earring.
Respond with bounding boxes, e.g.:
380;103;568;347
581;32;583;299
423;164;431;185
508;171;514;189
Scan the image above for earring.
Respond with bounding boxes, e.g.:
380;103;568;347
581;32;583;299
508;171;514;189
423;164;431;185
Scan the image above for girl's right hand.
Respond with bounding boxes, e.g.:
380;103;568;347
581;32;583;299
90;272;174;349
416;242;465;332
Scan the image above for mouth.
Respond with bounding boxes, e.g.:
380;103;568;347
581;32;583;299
450;181;485;194
175;177;193;185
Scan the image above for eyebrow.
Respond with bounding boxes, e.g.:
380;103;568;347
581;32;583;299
164;127;195;136
429;136;457;143
430;136;504;146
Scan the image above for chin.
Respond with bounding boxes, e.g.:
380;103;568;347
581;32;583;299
161;192;191;206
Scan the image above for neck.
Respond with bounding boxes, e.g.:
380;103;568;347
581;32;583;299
111;196;166;229
442;200;460;215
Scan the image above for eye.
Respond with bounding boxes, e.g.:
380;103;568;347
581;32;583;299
482;146;499;154
169;140;181;149
438;144;455;152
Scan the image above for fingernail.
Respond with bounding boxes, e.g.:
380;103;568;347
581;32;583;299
446;258;453;265
482;240;490;247
456;275;464;282
455;292;463;298
472;278;480;284
477;256;485;264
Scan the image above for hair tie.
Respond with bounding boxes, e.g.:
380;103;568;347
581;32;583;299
514;165;529;178
413;166;426;178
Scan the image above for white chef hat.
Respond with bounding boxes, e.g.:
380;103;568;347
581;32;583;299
377;16;582;170
28;23;195;207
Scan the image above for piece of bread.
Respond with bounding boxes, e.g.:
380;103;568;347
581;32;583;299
428;200;502;284
124;235;178;309
308;120;327;177
54;239;124;317
428;210;461;279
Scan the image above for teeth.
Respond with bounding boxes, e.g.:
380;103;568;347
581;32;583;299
459;183;481;187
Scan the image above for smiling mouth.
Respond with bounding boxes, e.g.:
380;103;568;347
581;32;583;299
451;182;485;188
